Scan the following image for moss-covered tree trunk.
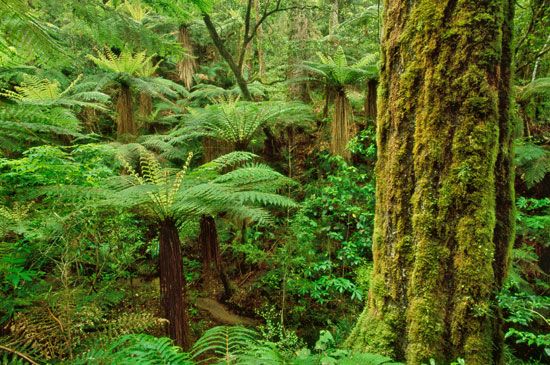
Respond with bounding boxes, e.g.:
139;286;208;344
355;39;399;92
346;1;514;364
159;218;191;349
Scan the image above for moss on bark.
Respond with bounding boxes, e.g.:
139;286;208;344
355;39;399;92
346;1;515;364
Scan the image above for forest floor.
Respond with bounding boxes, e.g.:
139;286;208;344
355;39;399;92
196;297;257;326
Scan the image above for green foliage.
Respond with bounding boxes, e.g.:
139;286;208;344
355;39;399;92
189;325;403;365
190;325;259;363
106;147;296;225
515;141;550;188
497;196;550;363
1;74;109;110
285;154;375;303
175;99;314;150
304;46;378;88
0;0;62;65
88;48;159;76
72;333;192;365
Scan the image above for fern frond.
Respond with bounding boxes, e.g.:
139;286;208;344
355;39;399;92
190;325;259;363
88;48;156;76
178;101;313;149
515;141;550;188
1;75;109;110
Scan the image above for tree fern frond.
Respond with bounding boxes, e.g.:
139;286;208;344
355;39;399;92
178;101;313;149
87;48;156;76
515;141;550;188
516;77;550;102
201;151;258;171
0;0;63;65
190;325;259;363
1;75;109;110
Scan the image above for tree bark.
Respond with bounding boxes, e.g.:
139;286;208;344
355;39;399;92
116;83;136;137
330;88;352;160
364;78;377;124
202;14;252;101
287;7;311;103
200;139;234;299
177;25;197;90
346;1;515;364
199;215;233;299
159;218;191;350
139;92;152;118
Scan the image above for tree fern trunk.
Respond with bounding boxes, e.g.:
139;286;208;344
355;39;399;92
364;79;377;125
177;25;196;90
116;83;135;138
199;215;233;300
200;140;234;300
139;92;152;118
159;218;191;350
346;1;514;364
330;88;352;160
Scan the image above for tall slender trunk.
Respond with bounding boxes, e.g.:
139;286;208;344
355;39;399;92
199;215;233;299
116;83;136;137
330;88;352;160
254;0;265;80
159;218;191;350
287;8;311;103
200;139;234;299
364;79;377;125
177;25;196;90
346;1;514;364
328;0;339;46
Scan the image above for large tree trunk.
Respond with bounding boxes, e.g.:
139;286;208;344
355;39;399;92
346;1;514;364
116;83;136;137
330;88;352;160
177;25;196;90
159;218;191;350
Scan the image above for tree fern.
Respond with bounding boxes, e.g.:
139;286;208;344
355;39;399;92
0;0;62;65
87;48;185;137
174;100;313;150
1;74;109;110
515;140;550;188
303;47;378;159
304;46;378;88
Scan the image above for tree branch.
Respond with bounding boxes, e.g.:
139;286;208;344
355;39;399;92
202;13;252;100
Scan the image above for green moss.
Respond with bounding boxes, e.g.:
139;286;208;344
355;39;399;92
348;0;514;364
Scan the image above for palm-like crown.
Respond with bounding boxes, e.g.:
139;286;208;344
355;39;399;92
108;147;296;225
305;46;378;87
173;99;313;150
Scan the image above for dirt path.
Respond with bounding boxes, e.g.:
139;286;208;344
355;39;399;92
195;298;257;326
